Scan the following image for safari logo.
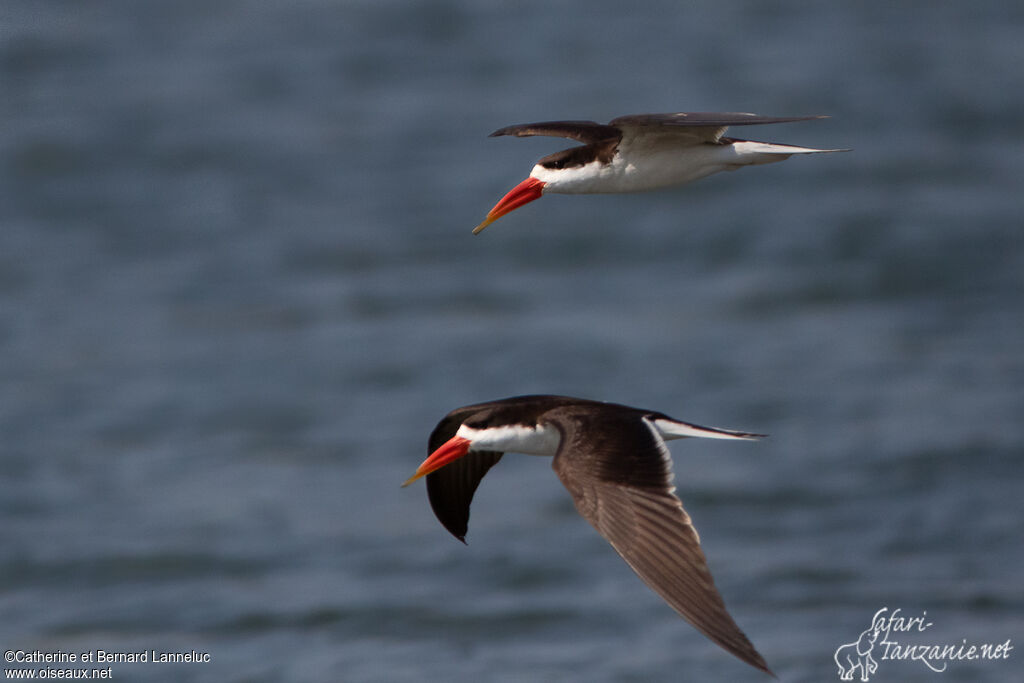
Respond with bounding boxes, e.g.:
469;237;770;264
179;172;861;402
834;607;1012;680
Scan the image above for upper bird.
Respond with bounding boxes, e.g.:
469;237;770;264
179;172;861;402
402;394;773;675
473;111;845;233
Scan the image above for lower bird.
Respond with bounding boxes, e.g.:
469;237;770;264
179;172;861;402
402;394;773;675
474;111;846;233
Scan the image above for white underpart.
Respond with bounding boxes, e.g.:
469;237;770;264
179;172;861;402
457;423;561;456
641;416;676;478
532;135;842;195
652;418;759;442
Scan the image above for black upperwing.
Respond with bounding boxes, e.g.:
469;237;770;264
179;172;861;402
489;120;622;144
547;405;772;675
491;113;826;150
424;406;503;543
608;111;827;128
609;112;828;146
422;395;589;543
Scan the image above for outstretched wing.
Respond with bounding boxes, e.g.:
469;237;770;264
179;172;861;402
610;112;826;128
549;408;771;675
489;120;622;144
610;111;827;144
424;408;503;543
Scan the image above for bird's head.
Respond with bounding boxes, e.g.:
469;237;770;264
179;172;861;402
401;419;557;487
473;145;606;233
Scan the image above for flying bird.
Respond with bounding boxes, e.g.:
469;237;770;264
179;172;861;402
402;394;772;675
473;111;845;233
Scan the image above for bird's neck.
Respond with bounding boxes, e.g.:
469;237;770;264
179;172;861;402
458;423;560;456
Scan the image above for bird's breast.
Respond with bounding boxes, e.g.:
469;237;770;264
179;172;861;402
538;143;744;195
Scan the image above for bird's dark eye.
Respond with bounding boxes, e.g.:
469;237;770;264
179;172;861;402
465;413;495;430
539;147;587;171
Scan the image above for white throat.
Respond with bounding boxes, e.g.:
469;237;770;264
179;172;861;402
530;160;611;195
457;423;560;456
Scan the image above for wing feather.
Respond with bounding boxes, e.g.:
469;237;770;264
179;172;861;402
490;113;826;147
609;111;826;128
424;407;503;543
489;120;622;144
549;409;771;674
610;111;827;145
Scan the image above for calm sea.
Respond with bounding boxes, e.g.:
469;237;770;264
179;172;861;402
2;1;1021;681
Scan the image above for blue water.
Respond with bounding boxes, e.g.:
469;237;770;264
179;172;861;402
2;1;1022;681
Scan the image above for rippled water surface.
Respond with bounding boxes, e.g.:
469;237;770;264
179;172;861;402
2;1;1022;681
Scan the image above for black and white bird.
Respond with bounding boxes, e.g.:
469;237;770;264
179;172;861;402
473;111;845;233
402;394;772;675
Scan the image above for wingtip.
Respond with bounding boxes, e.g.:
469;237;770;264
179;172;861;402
721;430;766;441
736;643;774;676
726;429;768;440
445;525;469;544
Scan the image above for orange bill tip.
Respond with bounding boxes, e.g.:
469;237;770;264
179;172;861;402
472;215;497;235
400;472;426;488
